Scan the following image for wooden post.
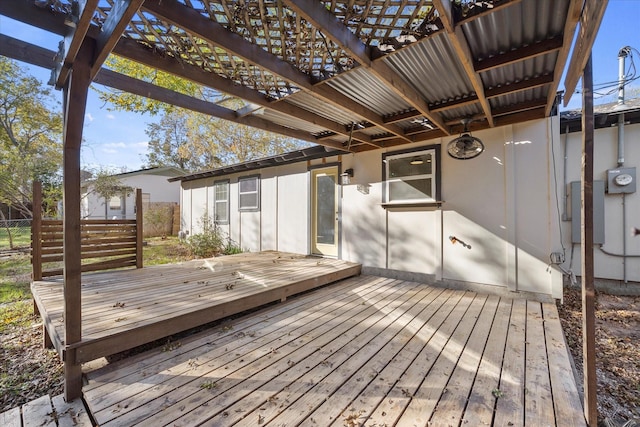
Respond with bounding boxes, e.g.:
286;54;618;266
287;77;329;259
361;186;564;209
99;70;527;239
581;54;598;426
136;188;143;268
62;40;93;402
32;180;43;282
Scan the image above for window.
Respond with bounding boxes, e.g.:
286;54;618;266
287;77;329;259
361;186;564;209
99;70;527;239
238;175;260;211
383;146;440;204
108;195;122;210
213;180;229;223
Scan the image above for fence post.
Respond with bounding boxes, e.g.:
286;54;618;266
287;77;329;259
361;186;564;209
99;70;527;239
136;188;143;269
32;181;42;282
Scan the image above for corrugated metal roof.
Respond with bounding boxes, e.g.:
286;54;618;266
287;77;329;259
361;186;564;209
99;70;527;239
326;67;413;116
439;104;484;122
481;54;558;90
258;109;329;135
284;92;363;126
384;33;476;104
489;86;549;110
463;0;569;59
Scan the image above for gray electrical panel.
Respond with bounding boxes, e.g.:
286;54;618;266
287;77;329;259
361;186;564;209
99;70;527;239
571;180;605;244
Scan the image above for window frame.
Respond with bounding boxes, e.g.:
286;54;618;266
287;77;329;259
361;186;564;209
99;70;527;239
213;179;230;224
238;175;261;212
382;145;441;206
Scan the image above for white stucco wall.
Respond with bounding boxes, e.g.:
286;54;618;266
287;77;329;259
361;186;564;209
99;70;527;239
561;121;640;283
180;117;566;296
82;173;180;220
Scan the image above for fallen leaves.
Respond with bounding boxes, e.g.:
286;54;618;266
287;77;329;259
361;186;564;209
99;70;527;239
557;286;640;421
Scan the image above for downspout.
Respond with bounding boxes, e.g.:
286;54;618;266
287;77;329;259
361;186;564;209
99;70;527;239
617;47;630;283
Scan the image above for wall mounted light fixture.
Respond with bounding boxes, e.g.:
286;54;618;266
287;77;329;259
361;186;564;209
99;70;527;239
341;168;354;185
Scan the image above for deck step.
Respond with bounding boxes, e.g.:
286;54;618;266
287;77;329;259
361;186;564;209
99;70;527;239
0;394;92;427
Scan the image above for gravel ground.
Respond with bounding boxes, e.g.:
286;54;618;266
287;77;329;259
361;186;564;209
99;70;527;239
557;285;640;424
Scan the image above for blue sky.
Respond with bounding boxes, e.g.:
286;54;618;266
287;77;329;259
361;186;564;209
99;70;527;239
1;0;639;170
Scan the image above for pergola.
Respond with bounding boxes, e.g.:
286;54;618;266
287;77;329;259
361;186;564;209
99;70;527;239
0;0;606;423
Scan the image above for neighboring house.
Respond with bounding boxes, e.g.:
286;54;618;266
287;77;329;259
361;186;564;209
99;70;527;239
82;167;183;220
173;116;570;298
559;98;640;288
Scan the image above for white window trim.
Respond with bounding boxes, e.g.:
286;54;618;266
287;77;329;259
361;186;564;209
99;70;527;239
383;147;439;205
238;175;260;211
213;180;230;224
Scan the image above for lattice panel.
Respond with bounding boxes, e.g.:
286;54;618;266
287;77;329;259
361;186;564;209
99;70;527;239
49;0;443;97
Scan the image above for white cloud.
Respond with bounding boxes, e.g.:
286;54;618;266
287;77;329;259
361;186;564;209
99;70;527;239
103;142;127;149
106;114;115;120
85;113;94;122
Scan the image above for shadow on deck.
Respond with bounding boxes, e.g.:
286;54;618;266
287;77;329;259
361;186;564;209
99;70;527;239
82;275;586;426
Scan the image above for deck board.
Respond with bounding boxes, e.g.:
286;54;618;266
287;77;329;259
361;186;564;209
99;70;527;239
31;251;361;364
81;275;585;427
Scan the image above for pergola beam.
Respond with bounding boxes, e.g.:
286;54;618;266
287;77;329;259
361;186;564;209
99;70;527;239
545;0;582;116
53;0;99;89
564;0;609;106
142;0;373;145
474;35;563;73
433;0;494;127
112;38;372;146
90;0;144;79
284;0;449;137
485;74;554;98
0;34;348;151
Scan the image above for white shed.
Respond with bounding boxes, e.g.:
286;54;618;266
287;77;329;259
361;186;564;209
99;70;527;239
174;116;584;298
82;166;183;220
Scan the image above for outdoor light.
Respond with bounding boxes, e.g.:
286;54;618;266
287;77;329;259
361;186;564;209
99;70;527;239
341;168;354;185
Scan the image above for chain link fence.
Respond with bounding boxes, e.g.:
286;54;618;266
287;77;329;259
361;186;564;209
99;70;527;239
0;219;32;251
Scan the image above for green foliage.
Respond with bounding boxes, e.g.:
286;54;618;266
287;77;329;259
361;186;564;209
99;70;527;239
96;56;206;115
185;213;244;258
97;56;308;173
144;108;308;172
223;240;244;255
0;58;63;218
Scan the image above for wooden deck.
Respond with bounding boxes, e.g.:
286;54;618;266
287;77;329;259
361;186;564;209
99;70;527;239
0;394;91;427
31;251;361;365
83;275;586;427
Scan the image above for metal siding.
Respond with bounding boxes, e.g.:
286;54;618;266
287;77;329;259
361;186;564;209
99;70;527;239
384;34;476;103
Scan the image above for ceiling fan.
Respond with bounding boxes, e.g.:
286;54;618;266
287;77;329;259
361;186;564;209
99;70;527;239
446;119;485;160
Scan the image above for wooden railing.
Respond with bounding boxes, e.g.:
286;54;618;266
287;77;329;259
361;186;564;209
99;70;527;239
32;185;143;280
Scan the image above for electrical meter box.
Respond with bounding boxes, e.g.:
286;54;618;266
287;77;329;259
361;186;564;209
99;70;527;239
607;167;636;194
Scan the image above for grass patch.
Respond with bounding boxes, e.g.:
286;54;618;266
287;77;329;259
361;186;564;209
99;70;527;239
0;254;32;304
144;236;193;266
0;226;31;250
0;301;35;334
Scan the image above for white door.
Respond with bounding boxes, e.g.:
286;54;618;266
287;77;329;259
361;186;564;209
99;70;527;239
311;167;339;257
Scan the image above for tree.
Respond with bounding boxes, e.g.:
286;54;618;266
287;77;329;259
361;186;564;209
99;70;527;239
0;57;63;219
144;108;307;172
96;57;309;172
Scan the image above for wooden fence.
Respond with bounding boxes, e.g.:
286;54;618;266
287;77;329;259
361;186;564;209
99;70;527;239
31;184;143;280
